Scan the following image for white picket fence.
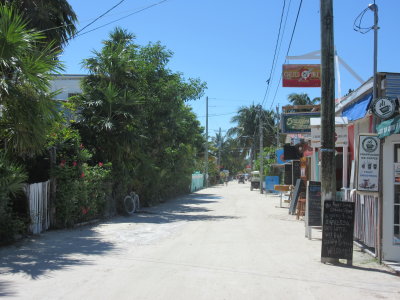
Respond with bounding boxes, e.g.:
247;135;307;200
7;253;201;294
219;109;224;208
25;181;51;234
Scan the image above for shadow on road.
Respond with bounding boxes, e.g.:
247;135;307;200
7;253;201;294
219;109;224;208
327;261;398;276
0;227;117;280
113;192;239;225
0;281;15;297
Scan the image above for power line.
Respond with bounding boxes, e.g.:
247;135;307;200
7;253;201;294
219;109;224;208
197;111;237;118
269;0;303;110
353;2;377;34
39;1;168;41
74;0;126;37
261;0;286;107
74;0;168;38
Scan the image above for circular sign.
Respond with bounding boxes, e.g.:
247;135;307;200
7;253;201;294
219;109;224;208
362;136;378;153
371;97;396;119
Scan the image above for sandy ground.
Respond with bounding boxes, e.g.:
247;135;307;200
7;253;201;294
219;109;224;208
1;182;400;299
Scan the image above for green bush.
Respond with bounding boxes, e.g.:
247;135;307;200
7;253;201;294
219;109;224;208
53;161;111;228
0;153;28;245
48;125;112;228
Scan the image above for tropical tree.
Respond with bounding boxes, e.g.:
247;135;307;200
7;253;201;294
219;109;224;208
72;27;206;207
287;93;320;106
228;104;276;167
0;3;62;156
0;0;77;48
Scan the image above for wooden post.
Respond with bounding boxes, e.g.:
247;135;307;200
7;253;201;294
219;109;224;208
205;96;209;187
320;0;336;208
320;0;337;264
259;106;264;194
49;146;57;227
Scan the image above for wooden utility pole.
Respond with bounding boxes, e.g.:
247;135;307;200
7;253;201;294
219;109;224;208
218;127;222;169
276;105;280;149
205;96;209;187
320;0;336;207
259;106;264;194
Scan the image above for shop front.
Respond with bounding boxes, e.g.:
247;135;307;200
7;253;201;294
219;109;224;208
377;118;400;261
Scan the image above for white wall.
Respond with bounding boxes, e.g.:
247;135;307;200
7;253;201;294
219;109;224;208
50;75;85;101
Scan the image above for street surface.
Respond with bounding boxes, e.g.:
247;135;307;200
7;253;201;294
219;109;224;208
1;182;399;299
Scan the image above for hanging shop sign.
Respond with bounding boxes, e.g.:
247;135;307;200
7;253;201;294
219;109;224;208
357;135;380;192
281;113;320;134
376;115;400;138
371;97;397;120
282;64;321;87
311;126;348;148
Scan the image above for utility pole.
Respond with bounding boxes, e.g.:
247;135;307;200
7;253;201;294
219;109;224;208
259;106;264;194
218;127;222;169
320;0;336;208
370;2;378;102
205;96;209;188
276;105;280;149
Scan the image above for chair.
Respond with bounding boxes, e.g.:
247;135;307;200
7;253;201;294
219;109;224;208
296;192;306;220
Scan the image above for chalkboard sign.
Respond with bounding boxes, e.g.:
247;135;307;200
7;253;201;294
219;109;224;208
292;160;301;184
306;181;321;227
284;164;292;185
321;201;355;261
289;179;303;215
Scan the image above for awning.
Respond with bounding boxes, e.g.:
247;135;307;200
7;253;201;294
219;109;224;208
341;93;372;121
376;115;400;138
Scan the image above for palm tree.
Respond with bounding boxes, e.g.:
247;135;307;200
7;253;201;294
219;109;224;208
228;105;276;167
0;3;62;155
287;93;320;106
0;0;77;48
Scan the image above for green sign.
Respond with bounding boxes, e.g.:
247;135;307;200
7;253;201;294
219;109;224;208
282;113;320;134
376;115;400;138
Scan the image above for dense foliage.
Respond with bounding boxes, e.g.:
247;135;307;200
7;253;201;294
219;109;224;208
47;125;111;227
71;28;206;208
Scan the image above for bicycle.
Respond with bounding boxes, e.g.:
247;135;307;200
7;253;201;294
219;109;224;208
123;191;140;215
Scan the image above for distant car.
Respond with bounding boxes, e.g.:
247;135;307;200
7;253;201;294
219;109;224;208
238;175;245;183
250;171;260;191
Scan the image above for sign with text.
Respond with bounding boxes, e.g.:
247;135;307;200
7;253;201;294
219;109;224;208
357;135;380;192
306;181;321;227
282;113;320;134
282;64;321;87
321;201;355;262
311;125;348;148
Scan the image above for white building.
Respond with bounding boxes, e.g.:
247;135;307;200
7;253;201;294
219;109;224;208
50;74;85;101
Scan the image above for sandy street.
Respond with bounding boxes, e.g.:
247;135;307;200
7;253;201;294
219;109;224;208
1;182;399;299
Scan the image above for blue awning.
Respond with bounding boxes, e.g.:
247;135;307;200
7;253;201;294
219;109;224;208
342;93;373;121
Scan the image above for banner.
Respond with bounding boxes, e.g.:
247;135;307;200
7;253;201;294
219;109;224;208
282;64;321;87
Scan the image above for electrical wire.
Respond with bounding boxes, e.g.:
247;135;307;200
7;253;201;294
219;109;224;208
269;0;303;110
74;0;168;38
353;1;378;35
39;1;168;41
74;0;126;37
261;0;286;107
197;111;237;118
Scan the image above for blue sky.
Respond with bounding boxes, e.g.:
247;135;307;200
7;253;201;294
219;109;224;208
62;0;400;136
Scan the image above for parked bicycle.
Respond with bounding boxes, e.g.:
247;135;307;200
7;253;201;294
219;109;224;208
124;191;140;215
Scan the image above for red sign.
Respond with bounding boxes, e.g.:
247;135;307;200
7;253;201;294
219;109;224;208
282;64;321;87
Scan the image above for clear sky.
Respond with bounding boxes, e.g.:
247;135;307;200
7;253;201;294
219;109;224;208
62;0;400;137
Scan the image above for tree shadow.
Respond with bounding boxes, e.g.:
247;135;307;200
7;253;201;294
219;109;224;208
113;192;238;225
0;226;117;281
0;281;15;297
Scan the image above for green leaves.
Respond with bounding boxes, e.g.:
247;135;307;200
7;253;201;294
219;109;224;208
72;27;207;205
